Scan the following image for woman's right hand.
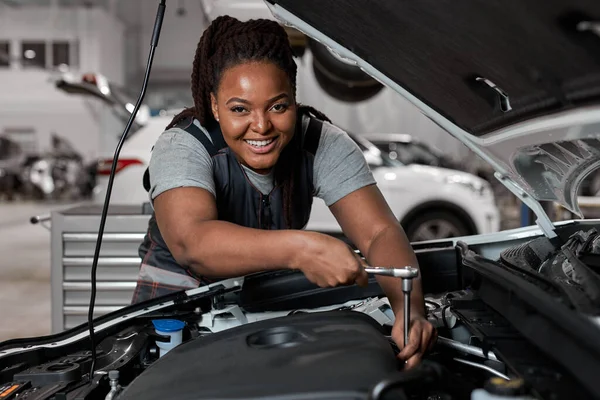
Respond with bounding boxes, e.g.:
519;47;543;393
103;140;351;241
290;231;369;288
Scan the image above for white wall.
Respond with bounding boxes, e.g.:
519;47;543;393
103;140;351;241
0;7;124;83
138;3;208;76
92;10;127;86
0;6;125;160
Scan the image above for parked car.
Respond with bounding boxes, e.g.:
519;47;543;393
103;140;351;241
360;132;521;207
54;72;151;144
309;134;500;242
4;2;600;399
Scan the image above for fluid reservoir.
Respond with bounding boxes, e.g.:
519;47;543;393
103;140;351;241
152;319;185;357
471;377;533;400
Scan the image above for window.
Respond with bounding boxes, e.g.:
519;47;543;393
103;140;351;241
0;42;9;67
52;41;71;68
21;41;46;68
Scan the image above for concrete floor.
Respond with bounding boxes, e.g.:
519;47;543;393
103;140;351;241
0;201;81;342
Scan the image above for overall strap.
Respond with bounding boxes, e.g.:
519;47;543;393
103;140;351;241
142;117;227;192
303;114;323;156
174;116;221;156
204;119;228;151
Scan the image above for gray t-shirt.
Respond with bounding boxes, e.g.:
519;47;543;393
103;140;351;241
147;114;376;207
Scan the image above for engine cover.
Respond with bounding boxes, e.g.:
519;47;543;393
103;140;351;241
119;311;399;400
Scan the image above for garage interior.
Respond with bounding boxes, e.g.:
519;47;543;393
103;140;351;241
0;0;599;384
1;1;600;399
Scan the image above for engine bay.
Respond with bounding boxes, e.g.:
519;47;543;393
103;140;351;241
0;294;518;400
2;225;600;400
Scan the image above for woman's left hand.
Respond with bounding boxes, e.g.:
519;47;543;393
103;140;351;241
392;312;437;369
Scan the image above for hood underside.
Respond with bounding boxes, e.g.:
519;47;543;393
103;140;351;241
265;0;600;235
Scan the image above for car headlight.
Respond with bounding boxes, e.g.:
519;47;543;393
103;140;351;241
444;175;492;197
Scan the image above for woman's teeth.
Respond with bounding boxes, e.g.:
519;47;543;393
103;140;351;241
245;138;274;147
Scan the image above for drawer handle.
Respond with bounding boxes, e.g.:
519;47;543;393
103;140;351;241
63;233;145;242
63;257;141;266
63;282;136;290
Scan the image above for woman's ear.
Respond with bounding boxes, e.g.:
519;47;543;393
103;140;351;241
210;93;219;122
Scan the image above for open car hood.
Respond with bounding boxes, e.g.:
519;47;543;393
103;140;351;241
264;0;600;238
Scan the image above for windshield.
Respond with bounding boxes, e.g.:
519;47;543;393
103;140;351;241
370;140;441;166
109;85;138;113
103;83;145;141
351;136;404;168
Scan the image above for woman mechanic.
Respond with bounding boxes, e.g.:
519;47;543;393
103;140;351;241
132;15;436;367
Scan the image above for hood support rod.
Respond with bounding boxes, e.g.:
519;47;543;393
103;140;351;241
495;173;557;238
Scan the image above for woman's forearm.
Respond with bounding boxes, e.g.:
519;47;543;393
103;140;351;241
364;225;426;317
176;220;302;277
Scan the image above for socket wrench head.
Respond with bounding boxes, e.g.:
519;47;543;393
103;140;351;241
402;278;413;293
364;266;419;279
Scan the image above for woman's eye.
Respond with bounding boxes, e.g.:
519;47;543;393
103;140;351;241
230;106;247;113
271;103;288;112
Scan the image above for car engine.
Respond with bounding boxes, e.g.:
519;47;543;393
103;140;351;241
0;291;536;400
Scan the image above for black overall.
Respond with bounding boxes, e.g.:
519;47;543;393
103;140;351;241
131;112;324;303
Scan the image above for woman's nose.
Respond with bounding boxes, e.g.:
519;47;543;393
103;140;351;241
251;112;272;135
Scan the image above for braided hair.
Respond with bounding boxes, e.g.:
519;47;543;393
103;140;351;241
169;15;330;228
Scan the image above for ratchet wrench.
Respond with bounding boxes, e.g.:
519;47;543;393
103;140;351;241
363;265;419;348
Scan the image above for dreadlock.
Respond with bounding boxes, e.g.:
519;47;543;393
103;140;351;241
169;15;330;228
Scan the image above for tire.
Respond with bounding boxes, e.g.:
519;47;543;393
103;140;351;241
588;169;600;196
308;39;384;103
312;65;385;103
404;210;472;242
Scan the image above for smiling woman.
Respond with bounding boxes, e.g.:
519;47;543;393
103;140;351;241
134;15;436;367
210;62;296;175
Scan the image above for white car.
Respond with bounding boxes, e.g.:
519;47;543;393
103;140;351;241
307;135;500;241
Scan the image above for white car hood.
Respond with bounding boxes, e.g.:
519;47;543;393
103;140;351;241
264;0;600;238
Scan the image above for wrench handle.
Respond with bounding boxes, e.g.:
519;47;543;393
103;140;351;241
364;266;419;278
404;291;410;348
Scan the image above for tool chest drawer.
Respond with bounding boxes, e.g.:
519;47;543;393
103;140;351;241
50;205;151;332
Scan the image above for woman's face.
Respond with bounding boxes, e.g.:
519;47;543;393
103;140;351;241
210;61;297;175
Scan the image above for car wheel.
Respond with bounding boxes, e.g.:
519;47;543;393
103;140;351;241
404;211;471;242
308;39;384;103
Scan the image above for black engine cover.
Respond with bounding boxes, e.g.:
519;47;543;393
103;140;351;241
236;269;385;312
120;311;399;400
